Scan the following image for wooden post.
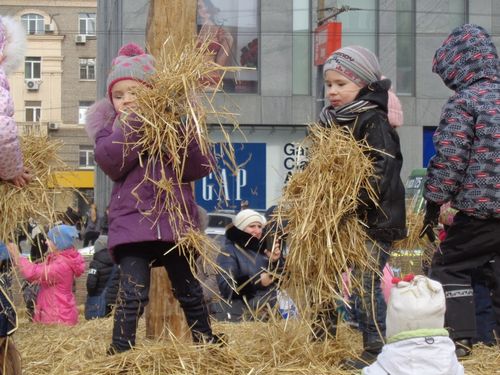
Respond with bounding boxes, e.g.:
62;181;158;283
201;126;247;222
144;0;197;341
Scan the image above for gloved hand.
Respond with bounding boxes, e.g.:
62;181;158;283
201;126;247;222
318;105;335;127
419;200;441;242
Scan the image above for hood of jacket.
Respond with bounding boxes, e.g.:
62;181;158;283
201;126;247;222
355;78;391;112
0;16;26;75
432;24;498;91
50;248;86;277
85;98;117;142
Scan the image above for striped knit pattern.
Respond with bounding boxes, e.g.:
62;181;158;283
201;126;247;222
425;24;500;219
323;45;381;87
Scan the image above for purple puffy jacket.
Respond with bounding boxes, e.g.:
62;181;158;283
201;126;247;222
88;99;214;257
0;68;23;181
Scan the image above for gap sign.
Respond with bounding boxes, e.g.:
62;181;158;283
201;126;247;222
195;143;266;211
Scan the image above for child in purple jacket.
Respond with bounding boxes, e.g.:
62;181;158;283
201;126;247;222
85;43;219;354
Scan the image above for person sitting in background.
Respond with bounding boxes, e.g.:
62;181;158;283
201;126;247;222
215;209;282;321
85;235;120;318
7;224;85;326
362;275;463;374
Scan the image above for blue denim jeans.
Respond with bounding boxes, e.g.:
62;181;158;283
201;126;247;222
353;240;391;346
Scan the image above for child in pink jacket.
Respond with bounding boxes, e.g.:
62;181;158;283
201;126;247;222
7;225;85;325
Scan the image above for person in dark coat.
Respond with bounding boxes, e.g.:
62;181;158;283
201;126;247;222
215;209;283;321
318;45;406;369
86;236;119;317
420;24;500;358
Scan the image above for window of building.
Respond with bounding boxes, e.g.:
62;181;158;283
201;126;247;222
396;0;415;95
21;13;44;35
337;0;377;51
449;1;468;27
78;101;94;124
25;101;41;122
293;0;311;95
196;0;260;94
25;57;41;79
79;58;96;80
79;145;95;169
79;13;96;36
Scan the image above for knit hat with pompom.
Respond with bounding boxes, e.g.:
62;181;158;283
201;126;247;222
106;42;156;100
386;275;446;338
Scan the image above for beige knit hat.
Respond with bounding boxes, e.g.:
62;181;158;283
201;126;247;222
233;209;266;231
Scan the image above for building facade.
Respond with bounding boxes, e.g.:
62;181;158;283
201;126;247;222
3;0;499;214
0;0;97;214
96;0;500;212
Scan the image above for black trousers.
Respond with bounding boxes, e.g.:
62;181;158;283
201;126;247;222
112;241;212;351
430;212;500;340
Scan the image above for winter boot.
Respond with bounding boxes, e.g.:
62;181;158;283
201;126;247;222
310;308;338;341
454;338;473;358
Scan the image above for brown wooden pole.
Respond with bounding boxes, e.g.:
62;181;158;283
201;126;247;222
144;0;197;341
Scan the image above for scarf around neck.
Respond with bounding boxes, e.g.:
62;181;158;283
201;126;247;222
320;99;378;126
226;225;266;253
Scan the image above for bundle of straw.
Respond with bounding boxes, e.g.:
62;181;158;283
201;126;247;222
0;135;65;242
122;38;241;228
276;124;378;312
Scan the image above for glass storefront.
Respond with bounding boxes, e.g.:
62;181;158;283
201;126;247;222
196;0;260;93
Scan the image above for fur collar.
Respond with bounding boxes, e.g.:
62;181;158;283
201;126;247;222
0;16;26;75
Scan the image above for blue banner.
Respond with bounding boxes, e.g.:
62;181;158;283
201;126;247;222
195;143;266;212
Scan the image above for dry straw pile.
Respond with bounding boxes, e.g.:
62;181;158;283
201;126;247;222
275;123;378;313
0;135;65;242
13;311;499;374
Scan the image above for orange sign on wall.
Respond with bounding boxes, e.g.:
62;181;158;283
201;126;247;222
314;22;342;66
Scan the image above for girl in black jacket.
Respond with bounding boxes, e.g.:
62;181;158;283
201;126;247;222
318;46;406;370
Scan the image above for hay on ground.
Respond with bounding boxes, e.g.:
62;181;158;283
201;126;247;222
12;310;499;374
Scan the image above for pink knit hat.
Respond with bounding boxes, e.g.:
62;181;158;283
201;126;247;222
106;43;155;100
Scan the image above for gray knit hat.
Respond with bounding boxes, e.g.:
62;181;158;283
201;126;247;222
323;46;381;87
106;42;155;100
